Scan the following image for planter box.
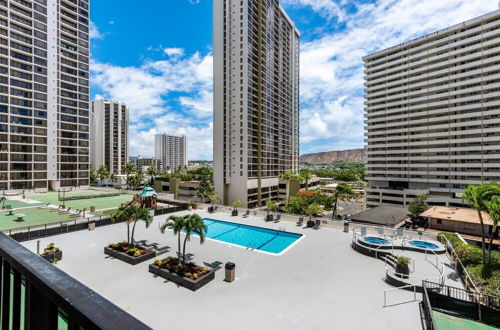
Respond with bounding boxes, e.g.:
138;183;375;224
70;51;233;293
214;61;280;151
104;246;156;265
40;250;62;262
266;215;273;222
208;206;214;213
231;210;238;216
149;263;215;291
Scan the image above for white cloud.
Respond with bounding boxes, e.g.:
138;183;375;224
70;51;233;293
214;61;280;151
283;0;345;21
296;0;496;151
91;51;213;159
164;47;185;57
89;21;103;39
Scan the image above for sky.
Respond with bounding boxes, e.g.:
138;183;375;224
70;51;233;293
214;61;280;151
90;0;498;160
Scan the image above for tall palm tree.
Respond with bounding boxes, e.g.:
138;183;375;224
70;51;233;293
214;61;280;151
123;162;137;190
486;195;500;261
196;179;213;202
112;206;136;245
265;199;278;221
160;215;186;264
463;183;500;263
130;169;145;190
108;172;118;186
180;214;207;264
300;170;312;190
96;164;109;186
89;166;97;185
332;182;356;218
128;206;153;245
146;165;158;185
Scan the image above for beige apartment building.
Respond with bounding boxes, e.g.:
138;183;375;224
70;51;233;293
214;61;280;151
213;0;300;208
0;0;91;191
364;10;500;208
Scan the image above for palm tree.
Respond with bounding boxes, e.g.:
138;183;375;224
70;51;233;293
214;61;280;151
146;165;158;185
332;182;356;218
196;179;213;202
208;194;220;212
486;195;500;261
180;214;207;264
123;162;137;190
96;164;109;186
128;206;153;245
160;215;185;265
306;203;323;227
89;166;97;185
463;183;500;263
112;205;142;245
232;199;241;216
300;170;312;190
265;199;278;221
108;172;118;186
130;169;145;190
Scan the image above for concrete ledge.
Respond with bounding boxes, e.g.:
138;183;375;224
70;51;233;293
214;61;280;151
148;263;215;291
104;246;156;265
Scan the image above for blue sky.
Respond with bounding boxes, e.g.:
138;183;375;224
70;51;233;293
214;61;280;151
90;0;497;160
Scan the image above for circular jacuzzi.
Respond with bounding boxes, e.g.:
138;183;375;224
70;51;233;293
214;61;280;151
363;236;390;245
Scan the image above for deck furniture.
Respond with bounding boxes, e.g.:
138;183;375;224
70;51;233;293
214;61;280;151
360;227;367;236
275;214;281;222
155;246;170;255
6;205;13;215
15;214;25;222
296;217;304;226
135;240;147;246
242;210;250;218
204;261;223;270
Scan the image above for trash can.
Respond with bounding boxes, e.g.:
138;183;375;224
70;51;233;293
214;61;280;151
225;262;235;282
88;222;95;231
90;206;95;212
343;220;350;233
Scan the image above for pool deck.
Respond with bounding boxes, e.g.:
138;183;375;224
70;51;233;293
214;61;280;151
20;210;449;330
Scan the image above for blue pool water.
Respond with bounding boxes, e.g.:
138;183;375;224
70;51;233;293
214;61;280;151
363;236;390;245
408;240;439;250
202;218;302;254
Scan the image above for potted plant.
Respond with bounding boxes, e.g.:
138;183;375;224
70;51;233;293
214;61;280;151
150;214;215;291
265;200;278;222
305;203;323;228
232;199;241;216
208;194;220;213
395;256;411;279
40;242;62;263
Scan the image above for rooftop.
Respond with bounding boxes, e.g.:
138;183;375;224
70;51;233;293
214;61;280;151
421;206;492;225
21;210;434;330
350;206;409;227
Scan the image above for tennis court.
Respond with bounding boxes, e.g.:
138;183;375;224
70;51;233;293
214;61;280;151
26;190;134;211
0;207;75;231
2;199;45;209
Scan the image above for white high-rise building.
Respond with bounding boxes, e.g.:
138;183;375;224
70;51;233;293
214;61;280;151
213;0;300;208
0;0;90;191
90;100;129;174
364;10;500;208
154;133;187;172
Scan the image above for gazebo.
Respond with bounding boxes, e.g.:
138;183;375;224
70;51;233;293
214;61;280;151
140;186;158;209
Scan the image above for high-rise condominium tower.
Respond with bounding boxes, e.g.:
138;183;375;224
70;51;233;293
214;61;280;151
213;0;300;208
154;133;187;172
364;10;500;208
0;0;90;191
90;100;129;174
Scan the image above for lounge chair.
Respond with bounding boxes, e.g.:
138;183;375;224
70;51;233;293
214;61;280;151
360;227;367;236
275;214;281;222
155;246;170;255
314;219;321;229
377;227;385;236
242;210;250;218
135;239;147;246
214;206;218;211
6;205;13;215
394;228;404;240
296;217;304;226
203;261;223;270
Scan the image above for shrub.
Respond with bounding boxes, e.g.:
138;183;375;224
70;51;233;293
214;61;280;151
455;244;483;267
396;256;411;265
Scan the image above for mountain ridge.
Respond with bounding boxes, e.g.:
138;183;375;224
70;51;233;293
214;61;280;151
300;148;366;164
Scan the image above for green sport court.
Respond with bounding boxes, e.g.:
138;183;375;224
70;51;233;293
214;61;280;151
433;311;498;330
0;207;76;231
26;190;134;211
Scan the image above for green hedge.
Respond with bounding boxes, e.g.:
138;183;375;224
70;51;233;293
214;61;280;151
438;232;500;296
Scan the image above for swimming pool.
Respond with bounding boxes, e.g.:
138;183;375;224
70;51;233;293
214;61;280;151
202;218;302;254
408;240;440;250
362;236;390;245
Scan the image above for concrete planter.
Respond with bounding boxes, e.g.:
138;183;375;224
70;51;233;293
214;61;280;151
266;214;273;222
395;263;410;279
208;206;214;213
149;263;215;291
40;250;62;262
231;210;238;216
104;246;156;265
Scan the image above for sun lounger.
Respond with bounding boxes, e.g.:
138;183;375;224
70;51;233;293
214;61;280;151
296;217;304;226
135;240;147;245
155;246;170;255
275;214;281;222
242;210;250;218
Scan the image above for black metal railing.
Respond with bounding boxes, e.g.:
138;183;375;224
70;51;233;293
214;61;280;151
0;232;151;330
422;283;436;330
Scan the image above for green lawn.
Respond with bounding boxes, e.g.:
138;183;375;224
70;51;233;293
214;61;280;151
433;311;497;330
0;207;76;231
26;190;134;211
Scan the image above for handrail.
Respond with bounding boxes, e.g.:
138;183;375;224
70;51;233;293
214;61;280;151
439;235;480;293
0;232;150;329
383;283;417;307
422;284;437;330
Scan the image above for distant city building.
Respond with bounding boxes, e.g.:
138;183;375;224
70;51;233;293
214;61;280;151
0;0;90;191
129;156;138;165
154;134;187;172
364;10;500;208
213;0;300;208
136;157;161;172
90;100;129;174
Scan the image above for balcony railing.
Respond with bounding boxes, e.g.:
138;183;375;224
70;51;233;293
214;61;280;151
0;232;151;329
